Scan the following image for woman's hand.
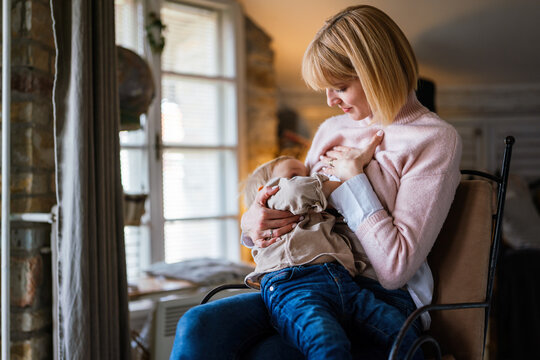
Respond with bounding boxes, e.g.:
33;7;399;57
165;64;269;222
321;130;384;181
241;186;302;248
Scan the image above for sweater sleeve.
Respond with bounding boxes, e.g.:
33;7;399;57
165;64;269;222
266;174;328;214
350;136;462;290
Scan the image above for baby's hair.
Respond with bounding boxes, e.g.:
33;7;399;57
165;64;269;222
241;156;296;207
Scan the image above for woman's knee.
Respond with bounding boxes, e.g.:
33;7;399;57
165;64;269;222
172;293;272;359
171;305;214;359
175;295;258;341
176;305;212;338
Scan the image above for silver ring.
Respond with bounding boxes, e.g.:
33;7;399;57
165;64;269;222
269;229;274;238
329;159;334;167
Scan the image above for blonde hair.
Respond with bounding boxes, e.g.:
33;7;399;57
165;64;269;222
302;5;418;125
241;156;295;207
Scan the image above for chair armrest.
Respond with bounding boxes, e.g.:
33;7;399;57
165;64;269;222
388;301;489;360
200;283;249;304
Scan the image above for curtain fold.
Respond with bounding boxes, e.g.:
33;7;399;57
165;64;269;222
51;0;130;358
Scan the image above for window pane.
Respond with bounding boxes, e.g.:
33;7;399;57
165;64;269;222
115;0;143;52
162;76;237;146
116;0;241;278
164;219;237;263
120;129;146;146
115;0;136;48
120;148;149;194
161;3;219;76
162;149;237;219
119;115;148;147
125;225;151;282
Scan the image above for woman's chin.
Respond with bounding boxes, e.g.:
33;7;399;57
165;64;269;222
349;111;372;121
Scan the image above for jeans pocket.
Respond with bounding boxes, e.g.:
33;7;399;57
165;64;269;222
261;268;296;313
261;268;295;290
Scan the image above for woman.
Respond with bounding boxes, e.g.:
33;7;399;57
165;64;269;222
170;5;461;360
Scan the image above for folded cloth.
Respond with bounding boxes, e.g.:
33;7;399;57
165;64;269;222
145;257;255;286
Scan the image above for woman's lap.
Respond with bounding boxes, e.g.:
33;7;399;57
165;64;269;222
354;276;423;334
242;334;304;360
169;292;302;360
170;276;422;359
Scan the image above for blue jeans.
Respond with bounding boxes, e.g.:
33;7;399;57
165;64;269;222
260;263;422;360
170;265;423;360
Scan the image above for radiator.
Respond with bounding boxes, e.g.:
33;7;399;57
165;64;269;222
152;288;257;360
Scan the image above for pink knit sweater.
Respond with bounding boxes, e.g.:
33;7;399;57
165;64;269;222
305;93;462;290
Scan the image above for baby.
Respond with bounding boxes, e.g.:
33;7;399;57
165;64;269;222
243;156;359;287
241;156;415;359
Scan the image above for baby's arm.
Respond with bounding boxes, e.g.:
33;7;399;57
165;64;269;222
322;180;341;198
266;174;333;214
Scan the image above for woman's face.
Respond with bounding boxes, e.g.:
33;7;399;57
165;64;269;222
272;159;308;179
326;78;371;120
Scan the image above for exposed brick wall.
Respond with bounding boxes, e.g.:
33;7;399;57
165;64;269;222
244;16;279;174
240;16;279;263
1;0;55;358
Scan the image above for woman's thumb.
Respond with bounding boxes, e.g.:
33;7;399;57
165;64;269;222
369;130;384;150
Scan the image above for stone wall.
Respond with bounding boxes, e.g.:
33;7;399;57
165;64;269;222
244;16;279;174
1;0;55;358
239;16;279;262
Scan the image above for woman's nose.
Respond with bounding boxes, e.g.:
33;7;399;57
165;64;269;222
326;89;341;107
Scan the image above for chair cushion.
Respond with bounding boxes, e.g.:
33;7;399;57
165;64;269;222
428;180;494;360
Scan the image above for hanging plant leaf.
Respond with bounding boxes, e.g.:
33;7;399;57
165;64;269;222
146;12;166;54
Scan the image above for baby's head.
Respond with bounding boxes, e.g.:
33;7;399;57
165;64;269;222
242;156;308;207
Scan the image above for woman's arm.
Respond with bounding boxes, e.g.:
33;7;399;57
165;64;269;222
352;172;459;289
330;133;462;289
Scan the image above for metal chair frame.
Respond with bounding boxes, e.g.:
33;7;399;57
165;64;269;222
201;136;515;360
389;136;514;359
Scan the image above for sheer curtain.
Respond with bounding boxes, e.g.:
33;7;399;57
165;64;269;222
51;0;130;358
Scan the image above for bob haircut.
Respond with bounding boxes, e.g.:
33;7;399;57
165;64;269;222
302;5;418;125
241;156;296;207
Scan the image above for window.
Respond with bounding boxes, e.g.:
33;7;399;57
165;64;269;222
115;0;244;282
